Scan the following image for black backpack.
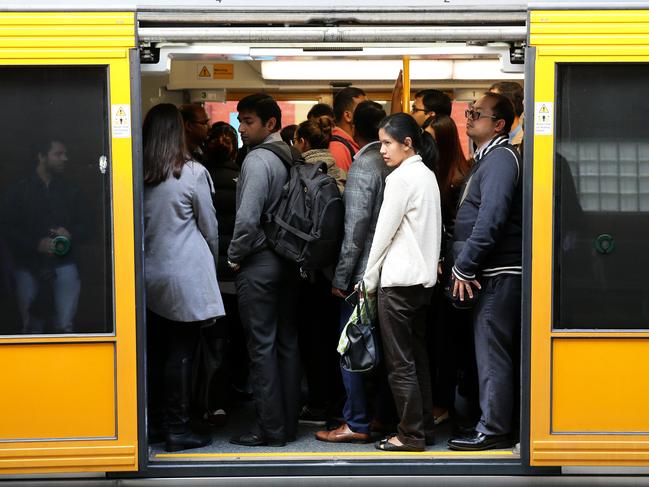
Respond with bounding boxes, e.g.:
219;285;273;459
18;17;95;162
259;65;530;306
254;142;344;271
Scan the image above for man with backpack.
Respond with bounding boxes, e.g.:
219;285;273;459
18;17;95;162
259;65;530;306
227;93;300;447
330;87;366;175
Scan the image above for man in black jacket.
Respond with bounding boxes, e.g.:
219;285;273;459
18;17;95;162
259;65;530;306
447;92;522;451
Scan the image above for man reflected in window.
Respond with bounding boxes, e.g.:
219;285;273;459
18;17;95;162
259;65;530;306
1;138;86;334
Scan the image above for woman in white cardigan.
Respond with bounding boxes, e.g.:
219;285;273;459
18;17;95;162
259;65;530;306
363;112;442;452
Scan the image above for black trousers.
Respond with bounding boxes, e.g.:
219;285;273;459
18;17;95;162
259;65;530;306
146;310;203;433
473;274;521;436
378;285;435;449
235;249;300;441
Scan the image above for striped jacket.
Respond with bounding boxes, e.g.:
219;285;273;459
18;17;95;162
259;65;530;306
452;135;522;281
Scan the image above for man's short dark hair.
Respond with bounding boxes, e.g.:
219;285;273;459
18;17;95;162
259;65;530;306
307;103;334;120
353;100;386;143
414;89;452;117
237;93;282;130
483;91;515;136
489;81;524;117
179;103;204;123
333;87;366;122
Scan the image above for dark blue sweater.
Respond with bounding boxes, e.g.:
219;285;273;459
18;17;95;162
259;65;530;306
452;135;522;280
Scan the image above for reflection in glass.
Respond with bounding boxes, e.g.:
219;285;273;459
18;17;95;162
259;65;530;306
554;64;649;329
0;67;112;335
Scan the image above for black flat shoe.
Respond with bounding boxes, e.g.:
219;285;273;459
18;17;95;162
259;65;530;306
165;431;212;452
447;432;513;451
375;436;423;452
229;432;286;447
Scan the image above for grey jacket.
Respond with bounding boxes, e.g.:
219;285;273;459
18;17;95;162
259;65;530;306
332;141;390;290
144;161;225;322
228;132;291;263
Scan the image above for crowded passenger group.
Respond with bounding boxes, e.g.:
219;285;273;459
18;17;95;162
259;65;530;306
142;80;525;454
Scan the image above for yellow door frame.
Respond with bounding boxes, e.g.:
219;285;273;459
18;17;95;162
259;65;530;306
529;9;649;466
0;12;138;474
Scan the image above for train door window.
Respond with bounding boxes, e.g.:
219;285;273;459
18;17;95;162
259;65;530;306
0;67;113;335
554;63;649;329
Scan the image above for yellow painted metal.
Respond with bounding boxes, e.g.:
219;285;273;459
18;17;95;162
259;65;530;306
402;55;410;114
553;339;649;432
0;343;115;440
529;9;649;467
0;12;137;474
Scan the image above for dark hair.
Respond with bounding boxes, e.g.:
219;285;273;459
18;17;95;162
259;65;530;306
142;103;188;185
379;112;439;171
333;87;366;123
35;138;63;160
353;100;386;143
414;89;452;117
489;81;524;117
280;124;298;145
482;91;515;135
307;103;334;121
207;121;239;161
428;115;472;207
295;116;333;150
237;93;282;130
179;103;205;123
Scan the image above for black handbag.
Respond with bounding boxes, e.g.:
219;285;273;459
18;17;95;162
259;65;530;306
442;240;481;309
340;282;380;373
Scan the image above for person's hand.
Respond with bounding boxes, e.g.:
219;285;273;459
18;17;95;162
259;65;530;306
394;69;403;93
331;287;347;298
437;263;443;275
52;227;71;239
452;277;482;301
37;237;52;254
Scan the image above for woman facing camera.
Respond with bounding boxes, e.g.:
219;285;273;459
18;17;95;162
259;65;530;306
143;103;224;452
362;112;442;452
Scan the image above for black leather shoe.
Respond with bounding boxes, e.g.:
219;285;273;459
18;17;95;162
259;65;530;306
447;432;513;451
229;432;286;447
452;424;477;438
165;431;212;452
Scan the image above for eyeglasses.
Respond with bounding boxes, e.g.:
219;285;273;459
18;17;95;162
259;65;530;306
411;106;427;114
464;109;498;121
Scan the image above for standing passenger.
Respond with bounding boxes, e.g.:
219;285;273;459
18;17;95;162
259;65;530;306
330;87;366;174
447;92;522;451
293;116;345;193
227;93;300;447
363;113;442;452
316;101;392;444
489;82;524;154
180;104;211;163
143;103;224;452
307;103;335;122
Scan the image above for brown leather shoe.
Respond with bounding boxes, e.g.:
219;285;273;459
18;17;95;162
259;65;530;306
315;423;370;443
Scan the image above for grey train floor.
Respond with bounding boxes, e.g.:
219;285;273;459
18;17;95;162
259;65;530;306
149;401;518;462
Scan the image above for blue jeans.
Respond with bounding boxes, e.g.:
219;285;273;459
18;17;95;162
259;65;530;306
339;301;371;434
15;263;81;334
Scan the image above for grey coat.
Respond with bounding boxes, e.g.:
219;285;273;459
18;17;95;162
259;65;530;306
228;132;290;263
144;161;225;322
332;141;391;291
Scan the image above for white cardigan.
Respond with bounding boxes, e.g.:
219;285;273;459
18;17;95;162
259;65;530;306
363;154;442;293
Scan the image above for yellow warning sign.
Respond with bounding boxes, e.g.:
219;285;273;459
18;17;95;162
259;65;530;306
212;63;234;80
198;65;211;78
539;104;549;113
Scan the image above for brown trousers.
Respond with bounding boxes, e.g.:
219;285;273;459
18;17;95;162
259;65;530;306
378;285;435;449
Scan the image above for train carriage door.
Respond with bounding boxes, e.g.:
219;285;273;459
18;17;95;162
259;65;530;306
0;13;138;474
529;9;649;466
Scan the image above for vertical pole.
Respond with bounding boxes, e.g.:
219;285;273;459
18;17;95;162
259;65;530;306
402;56;411;113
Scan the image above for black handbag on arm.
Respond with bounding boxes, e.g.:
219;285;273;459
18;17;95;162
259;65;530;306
340;282;380;373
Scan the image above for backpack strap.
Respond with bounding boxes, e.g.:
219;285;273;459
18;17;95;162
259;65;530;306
253;141;299;171
330;134;356;159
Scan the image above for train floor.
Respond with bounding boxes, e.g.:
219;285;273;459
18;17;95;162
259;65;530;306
148;399;519;462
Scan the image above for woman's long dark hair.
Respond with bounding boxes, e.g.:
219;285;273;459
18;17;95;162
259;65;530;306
428;115;472;206
143;103;188;185
379;112;439;171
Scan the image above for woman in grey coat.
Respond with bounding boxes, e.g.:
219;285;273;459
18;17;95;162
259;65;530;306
143;103;224;453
